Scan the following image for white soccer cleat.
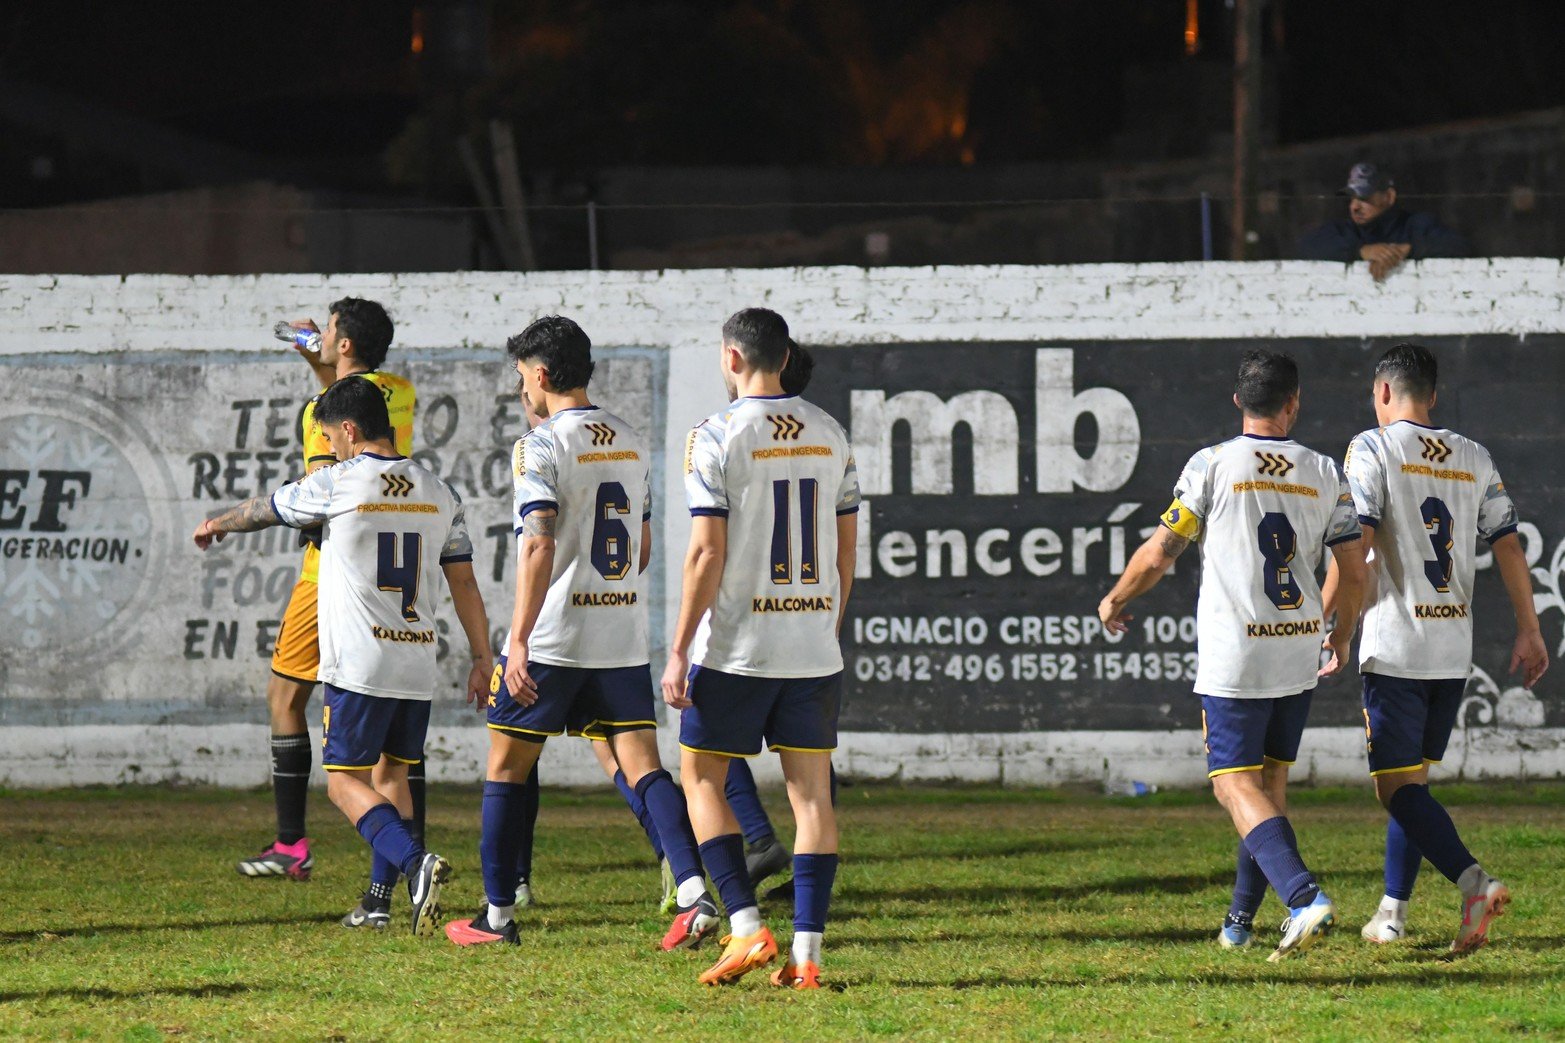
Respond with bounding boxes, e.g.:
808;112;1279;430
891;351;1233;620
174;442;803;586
1269;891;1336;962
1451;873;1510;955
1361;906;1407;944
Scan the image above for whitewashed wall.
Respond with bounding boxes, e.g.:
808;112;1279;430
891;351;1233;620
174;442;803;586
2;259;1562;788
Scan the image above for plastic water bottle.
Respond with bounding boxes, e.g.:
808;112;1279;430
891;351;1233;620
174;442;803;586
273;321;321;354
1105;779;1159;797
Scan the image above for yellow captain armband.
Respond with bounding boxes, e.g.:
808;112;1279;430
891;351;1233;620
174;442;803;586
1160;498;1201;540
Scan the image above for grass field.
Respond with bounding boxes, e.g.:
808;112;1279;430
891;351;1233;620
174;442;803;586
2;781;1564;1041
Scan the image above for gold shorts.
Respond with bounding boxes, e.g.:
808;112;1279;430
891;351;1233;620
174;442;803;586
270;578;320;684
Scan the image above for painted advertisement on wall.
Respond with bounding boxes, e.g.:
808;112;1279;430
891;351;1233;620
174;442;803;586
807;336;1563;736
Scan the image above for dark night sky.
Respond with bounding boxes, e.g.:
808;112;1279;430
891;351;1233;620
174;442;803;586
1;0;1562;190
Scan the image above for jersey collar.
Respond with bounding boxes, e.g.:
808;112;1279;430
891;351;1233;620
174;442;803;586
1391;419;1444;431
742;393;797;401
1239;433;1291;442
361;451;405;461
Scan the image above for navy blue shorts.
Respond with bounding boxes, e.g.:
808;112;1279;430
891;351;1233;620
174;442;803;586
1200;691;1313;778
321;684;429;771
678;666;842;758
487;656;657;744
1362;673;1467;777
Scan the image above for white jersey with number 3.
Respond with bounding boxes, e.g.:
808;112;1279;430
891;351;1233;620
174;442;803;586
1344;421;1519;680
1161;434;1361;699
685;394;861;678
511;405;651;669
271;453;473;701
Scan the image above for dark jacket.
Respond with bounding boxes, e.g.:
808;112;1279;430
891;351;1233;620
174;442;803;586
1296;206;1471;263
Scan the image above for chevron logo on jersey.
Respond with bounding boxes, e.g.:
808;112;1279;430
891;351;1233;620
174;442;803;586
586;422;617;446
1255;451;1294;477
381;474;414;497
1418;435;1452;463
768;414;805;441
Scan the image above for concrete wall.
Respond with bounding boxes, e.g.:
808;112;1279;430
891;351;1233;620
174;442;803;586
2;258;1563;788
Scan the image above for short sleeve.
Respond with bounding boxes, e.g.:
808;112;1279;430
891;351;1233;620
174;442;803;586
1324;464;1363;546
836;449;862;516
684;422;728;516
512;431;559;534
1477;457;1520;544
641;461;653;522
1164;448;1215;539
442;487;475;564
301;396;336;467
270;464;337;528
1343;432;1385;527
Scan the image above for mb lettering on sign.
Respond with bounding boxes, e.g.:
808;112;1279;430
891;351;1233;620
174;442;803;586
848;348;1146;580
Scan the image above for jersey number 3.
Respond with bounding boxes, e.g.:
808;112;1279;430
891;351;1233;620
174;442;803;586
1420;496;1454;593
377;532;423;623
1256;512;1302;611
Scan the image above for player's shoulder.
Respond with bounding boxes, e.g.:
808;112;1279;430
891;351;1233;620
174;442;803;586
362;369;414;394
399;455;463;504
795;396;851;442
1185;435;1242;471
583;405;645;445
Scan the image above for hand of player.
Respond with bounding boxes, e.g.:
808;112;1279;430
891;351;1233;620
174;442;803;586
1097;595;1130;635
1510;627;1550;689
661;650;692;709
191;518;227;550
504;647;540;707
465;656;493;714
1318;630;1351;678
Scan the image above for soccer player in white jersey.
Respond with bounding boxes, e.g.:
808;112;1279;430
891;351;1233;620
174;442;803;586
1329;343;1548;953
662;308;861;989
444;316;716;949
1099;350;1367;962
194;376;493;937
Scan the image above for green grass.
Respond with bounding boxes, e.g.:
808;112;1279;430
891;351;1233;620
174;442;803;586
3;782;1564;1040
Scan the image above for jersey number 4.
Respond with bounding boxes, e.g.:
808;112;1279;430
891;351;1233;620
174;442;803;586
770;478;820;585
377;532;423;623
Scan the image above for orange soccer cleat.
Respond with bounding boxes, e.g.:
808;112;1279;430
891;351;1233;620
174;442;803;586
697;926;778;986
769;961;822;990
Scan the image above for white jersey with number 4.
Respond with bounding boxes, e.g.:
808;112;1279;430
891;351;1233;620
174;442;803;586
1161;434;1361;699
685;394;861;678
511;405;651;669
1344;421;1519;680
271;452;473;701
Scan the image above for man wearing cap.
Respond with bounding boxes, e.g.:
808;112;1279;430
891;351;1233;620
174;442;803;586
1297;163;1470;281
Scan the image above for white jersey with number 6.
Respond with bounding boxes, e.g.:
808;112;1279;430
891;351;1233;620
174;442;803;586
511;405;652;669
1160;434;1361;699
1344;421;1519;680
685;394;861;678
271;452;473;701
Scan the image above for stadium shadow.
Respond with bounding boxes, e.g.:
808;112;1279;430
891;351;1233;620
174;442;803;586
841;926;1214;948
0;982;259;1004
846;835;1109;864
871;967;1559;990
0;912;341;943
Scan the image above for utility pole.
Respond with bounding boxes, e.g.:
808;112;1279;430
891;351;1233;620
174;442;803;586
1231;0;1262;260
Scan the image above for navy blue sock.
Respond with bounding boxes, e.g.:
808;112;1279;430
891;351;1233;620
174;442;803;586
355;802;423;877
725;759;776;847
1384;816;1422;901
515;763;541;883
1387;784;1475;884
1243;816;1318;910
370;842;400;890
481;780;528;906
792;853;839;934
615;769;665;861
407;760;427;849
634;769;702;886
1228;840;1266;922
698;834;756;918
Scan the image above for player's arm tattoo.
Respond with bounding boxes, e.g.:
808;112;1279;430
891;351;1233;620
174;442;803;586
521;512;557;538
207;496;279;534
1158;527;1192;559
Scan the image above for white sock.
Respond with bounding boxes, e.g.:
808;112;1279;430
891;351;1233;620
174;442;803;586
676;876;706;907
1378;896;1408;920
1457;863;1485;895
791;930;823;967
729;906;763;937
488;902;515;928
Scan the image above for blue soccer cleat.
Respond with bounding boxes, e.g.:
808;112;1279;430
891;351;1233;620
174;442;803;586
1269;891;1336;962
1218;913;1254;949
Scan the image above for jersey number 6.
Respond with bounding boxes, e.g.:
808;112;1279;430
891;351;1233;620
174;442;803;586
592;481;632;581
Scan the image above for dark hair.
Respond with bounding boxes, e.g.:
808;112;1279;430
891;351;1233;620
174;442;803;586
1234;348;1299;417
722;307;790;373
506;315;595;391
780;339;814;395
330;297;395;371
315;375;393;441
1374;342;1438;401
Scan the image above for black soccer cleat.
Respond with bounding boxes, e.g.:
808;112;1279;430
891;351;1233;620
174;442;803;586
341;901;391;930
407;852;452;938
746;835;791;889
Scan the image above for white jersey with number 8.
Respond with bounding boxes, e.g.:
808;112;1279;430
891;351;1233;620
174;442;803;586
684;394;861;678
1161;434;1361;699
511;405;652;669
1344;420;1519;680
